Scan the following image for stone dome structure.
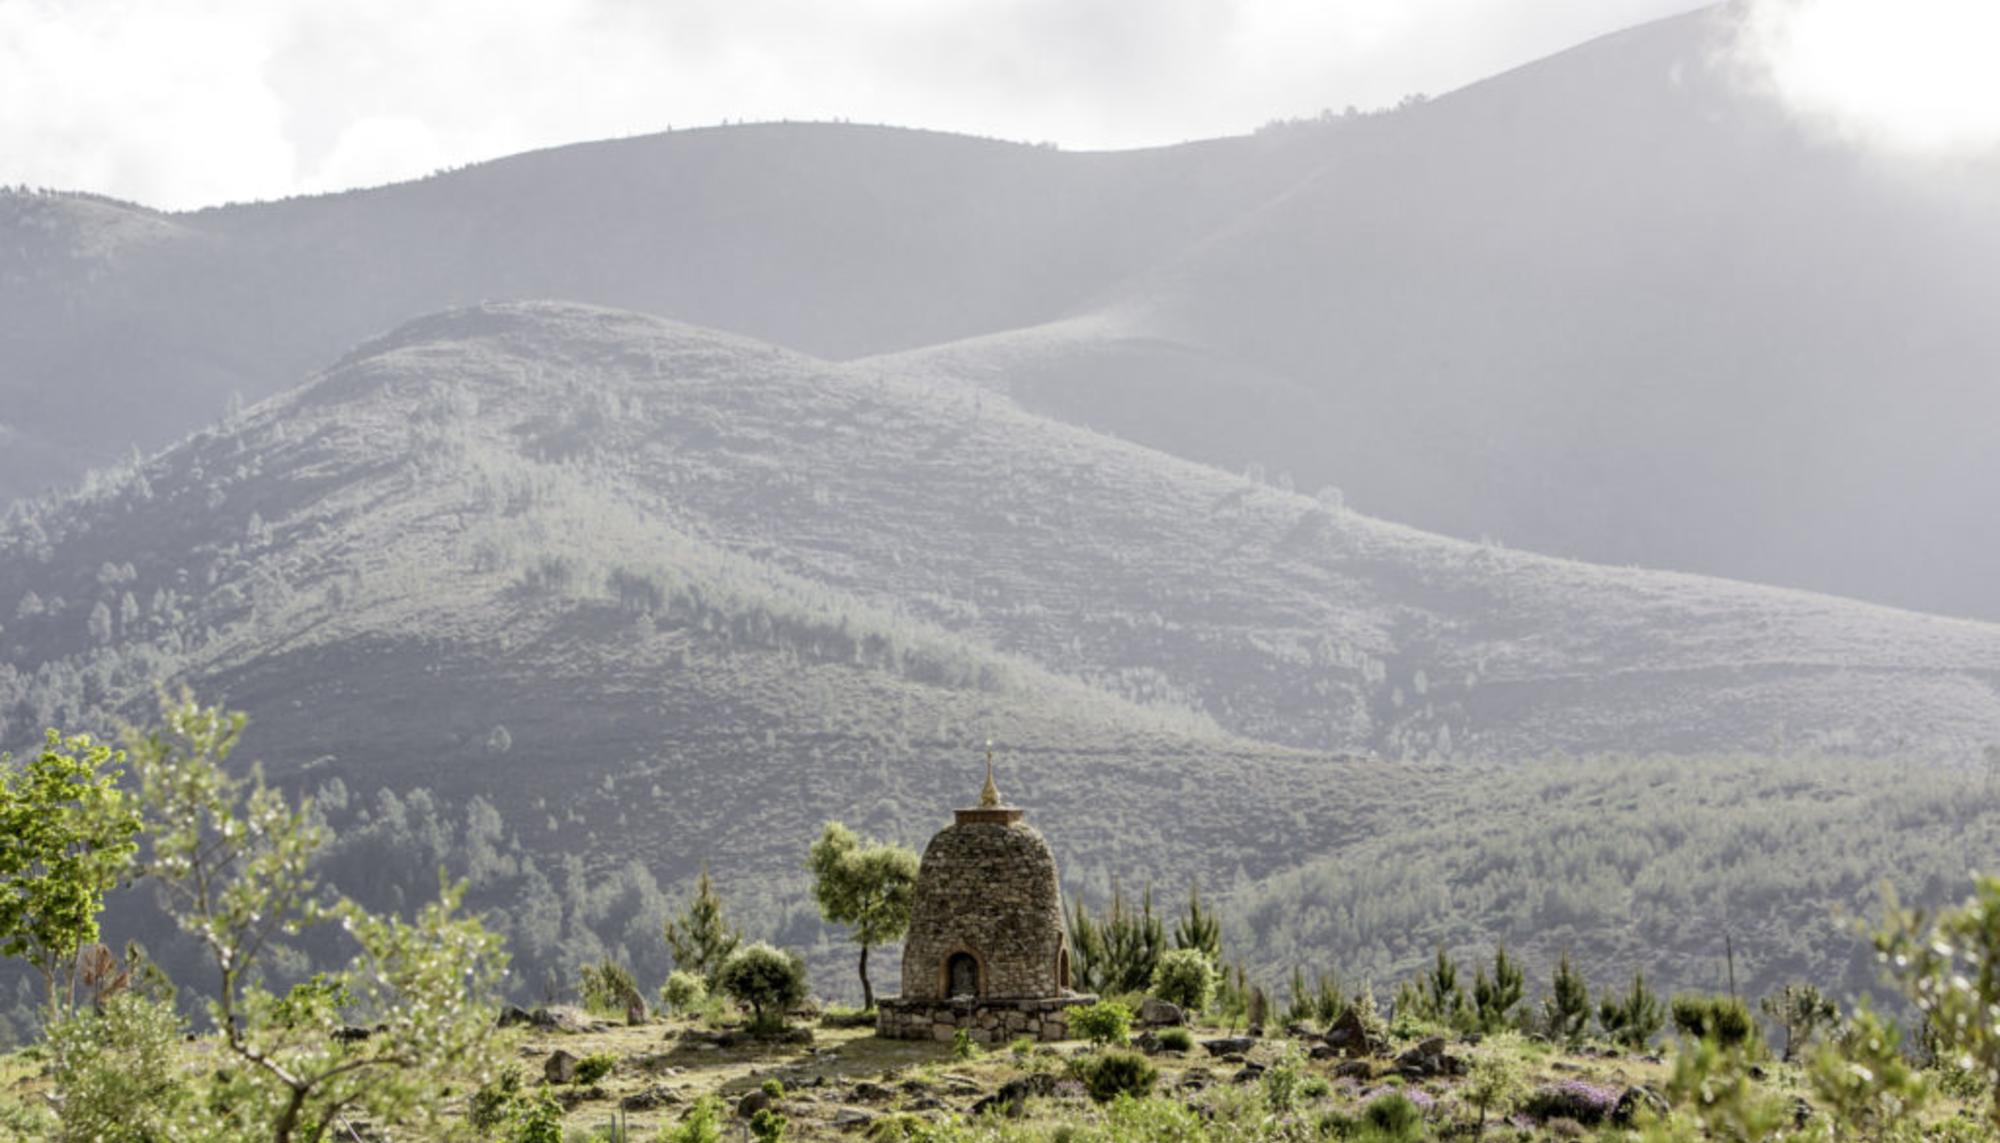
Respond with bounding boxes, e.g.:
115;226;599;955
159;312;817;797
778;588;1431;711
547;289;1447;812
877;759;1094;1042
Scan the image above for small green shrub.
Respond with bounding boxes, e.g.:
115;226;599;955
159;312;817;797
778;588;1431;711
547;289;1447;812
658;1096;722;1143
1360;1092;1426;1141
659;970;707;1014
1074;1048;1158;1103
45;992;189;1143
580;959;644;1018
470;1066;524;1132
1158;1026;1194;1053
573;1053;618;1086
509;1095;565;1143
1068;999;1132;1046
951;1028;978;1060
1263;1044;1306;1112
1150;948;1217;1013
1008;1036;1036;1060
1301;1075;1332;1100
748;1107;787;1142
1671;994;1758;1049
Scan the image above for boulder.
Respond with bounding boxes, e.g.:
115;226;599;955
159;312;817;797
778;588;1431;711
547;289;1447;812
1323;1007;1387;1058
1334;1060;1372;1080
1200;1036;1258;1057
1230;1062;1267;1085
848;1082;896;1103
544;1050;580;1085
1138;997;1186;1027
832;1107;876;1132
968;1073;1061;1118
1612;1086;1671;1127
737;1090;774;1119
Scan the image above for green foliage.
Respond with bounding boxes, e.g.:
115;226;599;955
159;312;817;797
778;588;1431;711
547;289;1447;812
1543;951;1591;1047
807;822;918;1010
1157;1026;1194;1053
44;991;189;1143
127;696;511;1143
1073;1048;1157;1104
1806;1005;1930;1140
508;1095;565;1143
573;1052;617;1085
1070;887;1164;997
951;1027;978;1060
749;1107;787;1142
0;730;142;1014
1149;947;1216;1013
1461;1046;1526;1132
660;970;708;1014
715;942;808;1031
657;1096;722;1143
1598;969;1666;1051
1415;946;1470;1029
1171;883;1221;963
1653;1037;1791;1142
1760;982;1838;1063
580;958;644;1019
663;867;740;991
1262;1043;1306;1112
1875;875;2000;1129
1358;1091;1426;1142
1068;999;1132;1046
1471;944;1524;1032
470;1067;525;1133
1670;994;1758;1050
759;1077;786;1099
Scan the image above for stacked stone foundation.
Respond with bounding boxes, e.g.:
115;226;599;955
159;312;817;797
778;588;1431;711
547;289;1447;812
876;994;1097;1044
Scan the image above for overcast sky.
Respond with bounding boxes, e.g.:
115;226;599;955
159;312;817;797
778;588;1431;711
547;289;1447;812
3;0;1995;211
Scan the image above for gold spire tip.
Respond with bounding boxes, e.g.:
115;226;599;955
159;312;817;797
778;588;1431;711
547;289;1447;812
980;743;1002;808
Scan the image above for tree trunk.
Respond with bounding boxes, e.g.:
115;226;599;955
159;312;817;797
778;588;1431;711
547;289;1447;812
859;944;874;1011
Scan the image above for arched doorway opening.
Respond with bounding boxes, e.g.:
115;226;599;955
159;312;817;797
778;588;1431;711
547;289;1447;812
945;952;981;998
1057;947;1071;991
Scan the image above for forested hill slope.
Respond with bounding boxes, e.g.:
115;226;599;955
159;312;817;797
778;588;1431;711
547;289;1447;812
4;299;2000;1023
6;301;2000;778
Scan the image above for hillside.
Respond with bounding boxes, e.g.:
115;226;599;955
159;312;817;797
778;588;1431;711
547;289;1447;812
4;301;2000;1036
6;8;1999;624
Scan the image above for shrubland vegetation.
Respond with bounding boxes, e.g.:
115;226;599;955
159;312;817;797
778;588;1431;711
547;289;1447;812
3;703;1998;1140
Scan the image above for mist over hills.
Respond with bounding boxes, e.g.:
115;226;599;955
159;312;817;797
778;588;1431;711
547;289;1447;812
6;7;1999;619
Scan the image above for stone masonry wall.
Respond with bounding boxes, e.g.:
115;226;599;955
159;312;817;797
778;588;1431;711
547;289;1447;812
899;818;1068;1000
877;995;1094;1044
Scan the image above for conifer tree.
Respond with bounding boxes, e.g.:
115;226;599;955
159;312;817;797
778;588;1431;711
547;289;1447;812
1172;883;1221;963
1542;951;1592;1046
1598;969;1666;1050
1472;944;1524;1031
663;865;740;990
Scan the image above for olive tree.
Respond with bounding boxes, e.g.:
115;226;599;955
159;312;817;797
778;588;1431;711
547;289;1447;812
0;731;142;1016
128;697;510;1143
806;822;917;1010
716;942;808;1031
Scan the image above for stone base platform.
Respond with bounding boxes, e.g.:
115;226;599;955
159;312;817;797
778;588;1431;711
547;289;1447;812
876;993;1098;1044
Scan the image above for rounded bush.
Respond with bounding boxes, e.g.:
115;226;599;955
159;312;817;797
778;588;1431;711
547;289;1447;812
661;969;708;1013
716;942;809;1030
1158;1026;1195;1053
1076;1049;1158;1103
1068;1000;1132;1046
1150;948;1217;1013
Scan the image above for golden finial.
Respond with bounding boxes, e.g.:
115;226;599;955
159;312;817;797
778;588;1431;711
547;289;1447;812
980;740;1002;807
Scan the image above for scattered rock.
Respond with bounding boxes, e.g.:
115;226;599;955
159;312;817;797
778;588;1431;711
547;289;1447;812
1230;1062;1267;1085
737;1090;775;1119
497;1005;535;1029
906;1096;945;1111
1334;1060;1372;1080
833;1107;876;1132
1307;1043;1337;1061
968;1073;1061;1118
1791;1097;1814;1127
1178;1068;1213;1093
1134;1031;1164;1055
621;1086;682;1112
544;1050;580;1085
1612;1086;1670;1127
1324;1008;1387;1058
1394;1037;1468;1078
848;1082;896;1103
1138;997;1186;1027
1200;1036;1258;1057
555;1086;606;1109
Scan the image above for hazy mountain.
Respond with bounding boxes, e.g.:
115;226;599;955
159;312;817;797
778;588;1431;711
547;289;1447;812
4;299;1997;1021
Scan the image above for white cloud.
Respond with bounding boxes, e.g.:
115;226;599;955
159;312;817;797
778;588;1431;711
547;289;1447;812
1737;0;2000;155
2;0;1708;210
